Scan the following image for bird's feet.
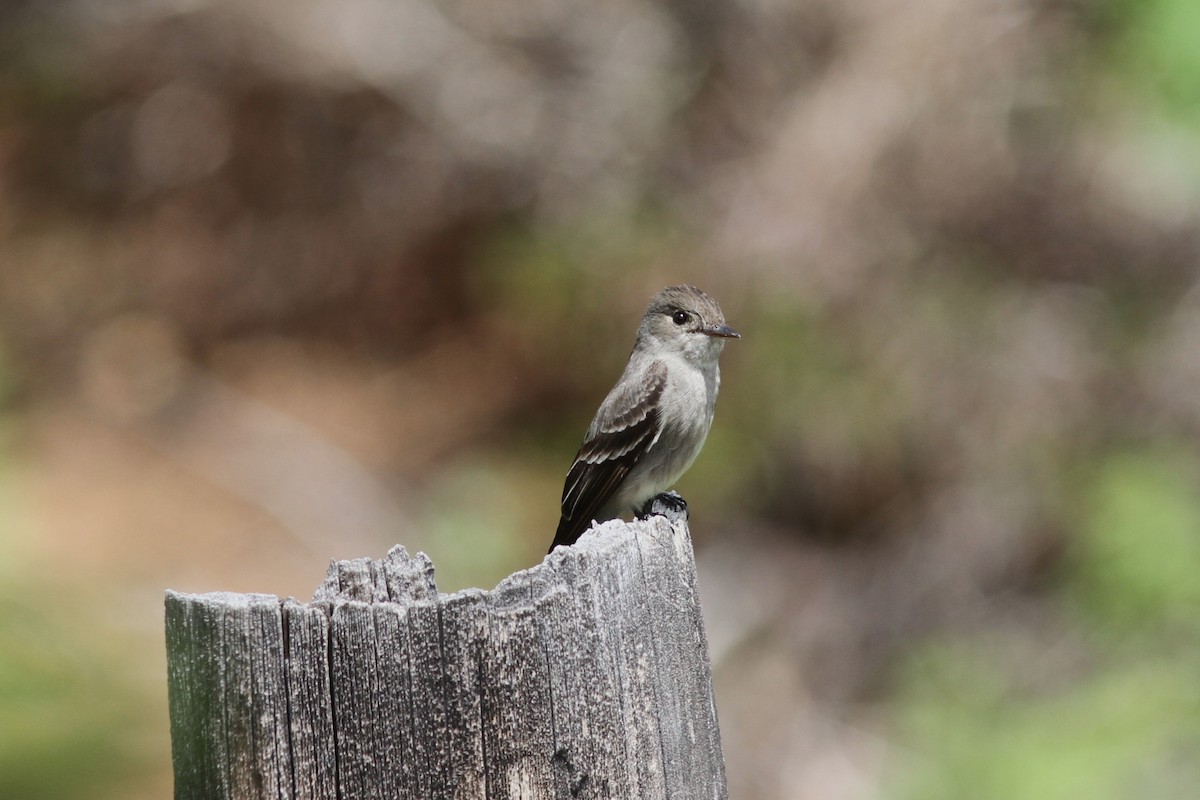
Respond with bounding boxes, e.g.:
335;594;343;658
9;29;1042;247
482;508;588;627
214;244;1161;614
638;491;689;524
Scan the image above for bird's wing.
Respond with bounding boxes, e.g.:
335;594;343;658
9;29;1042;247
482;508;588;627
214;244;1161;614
548;360;667;551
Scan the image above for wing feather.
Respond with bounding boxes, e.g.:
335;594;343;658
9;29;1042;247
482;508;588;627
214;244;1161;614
548;361;667;551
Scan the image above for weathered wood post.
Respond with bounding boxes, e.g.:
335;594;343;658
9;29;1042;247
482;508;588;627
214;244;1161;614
165;516;727;799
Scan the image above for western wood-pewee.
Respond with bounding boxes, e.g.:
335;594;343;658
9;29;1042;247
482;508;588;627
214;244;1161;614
549;285;739;552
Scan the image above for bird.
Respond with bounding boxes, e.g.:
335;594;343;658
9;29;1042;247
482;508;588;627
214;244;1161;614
548;285;739;552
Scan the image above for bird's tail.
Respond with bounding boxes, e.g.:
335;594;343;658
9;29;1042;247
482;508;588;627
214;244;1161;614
547;514;589;554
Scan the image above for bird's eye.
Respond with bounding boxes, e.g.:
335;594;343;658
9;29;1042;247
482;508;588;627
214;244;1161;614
671;310;689;325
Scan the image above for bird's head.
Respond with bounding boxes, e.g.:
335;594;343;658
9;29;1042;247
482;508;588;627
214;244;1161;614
637;285;739;364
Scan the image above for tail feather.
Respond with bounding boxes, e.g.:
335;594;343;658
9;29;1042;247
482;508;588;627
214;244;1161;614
547;514;591;553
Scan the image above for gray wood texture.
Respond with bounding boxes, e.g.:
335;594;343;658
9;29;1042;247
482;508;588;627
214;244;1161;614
166;516;727;799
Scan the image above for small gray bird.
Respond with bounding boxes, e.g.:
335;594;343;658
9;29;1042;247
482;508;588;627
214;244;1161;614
549;285;739;552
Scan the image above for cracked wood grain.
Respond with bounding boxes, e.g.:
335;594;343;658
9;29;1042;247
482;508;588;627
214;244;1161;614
166;517;727;799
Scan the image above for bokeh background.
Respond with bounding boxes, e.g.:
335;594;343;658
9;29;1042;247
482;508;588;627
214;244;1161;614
3;0;1200;797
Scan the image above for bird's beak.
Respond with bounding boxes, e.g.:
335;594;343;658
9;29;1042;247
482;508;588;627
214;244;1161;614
703;324;740;339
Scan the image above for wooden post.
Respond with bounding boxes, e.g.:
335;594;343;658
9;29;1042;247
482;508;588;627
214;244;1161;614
165;516;727;799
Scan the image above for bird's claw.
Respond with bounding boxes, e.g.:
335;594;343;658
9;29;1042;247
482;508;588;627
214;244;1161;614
638;491;689;524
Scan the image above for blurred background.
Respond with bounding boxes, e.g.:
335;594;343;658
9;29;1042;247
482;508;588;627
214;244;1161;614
2;0;1200;797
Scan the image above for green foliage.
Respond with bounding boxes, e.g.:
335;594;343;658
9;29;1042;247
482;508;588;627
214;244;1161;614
421;457;543;593
1071;448;1200;632
0;595;156;800
0;422;157;800
890;446;1200;799
893;641;1200;800
1092;0;1200;198
1104;0;1200;128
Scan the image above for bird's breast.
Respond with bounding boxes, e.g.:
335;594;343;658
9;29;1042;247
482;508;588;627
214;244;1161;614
651;362;718;474
608;360;719;515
